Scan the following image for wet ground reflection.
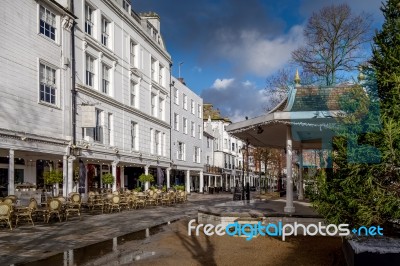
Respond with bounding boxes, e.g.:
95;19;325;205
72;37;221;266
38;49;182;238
17;221;174;266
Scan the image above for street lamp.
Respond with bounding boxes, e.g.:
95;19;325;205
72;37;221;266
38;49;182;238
240;139;250;200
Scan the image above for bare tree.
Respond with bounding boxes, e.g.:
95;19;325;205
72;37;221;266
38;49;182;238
292;4;372;86
264;69;316;112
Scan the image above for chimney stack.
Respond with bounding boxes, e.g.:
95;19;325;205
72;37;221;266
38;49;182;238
178;77;186;85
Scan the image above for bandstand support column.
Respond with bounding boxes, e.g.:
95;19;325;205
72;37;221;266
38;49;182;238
284;126;295;213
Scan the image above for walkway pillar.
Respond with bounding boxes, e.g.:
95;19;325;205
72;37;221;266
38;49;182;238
284;126;295;213
144;165;149;191
67;156;75;195
120;166;125;190
298;147;304;200
63;155;68;197
8;149;15;196
199;170;204;193
166;167;171;189
112;161;118;191
185;170;190;193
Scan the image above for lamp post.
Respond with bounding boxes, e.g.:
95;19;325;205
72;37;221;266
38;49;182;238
241;147;245;200
240;139;250;200
245;140;250;200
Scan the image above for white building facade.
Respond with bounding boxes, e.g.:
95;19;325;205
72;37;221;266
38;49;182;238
170;77;203;193
0;0;172;198
203;104;243;192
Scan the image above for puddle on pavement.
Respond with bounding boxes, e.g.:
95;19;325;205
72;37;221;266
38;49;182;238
16;220;176;266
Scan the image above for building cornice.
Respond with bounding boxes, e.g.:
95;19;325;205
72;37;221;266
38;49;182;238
84;35;119;62
0;128;69;147
151;80;169;95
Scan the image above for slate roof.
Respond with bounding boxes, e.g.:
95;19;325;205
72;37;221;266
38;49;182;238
283;85;362;113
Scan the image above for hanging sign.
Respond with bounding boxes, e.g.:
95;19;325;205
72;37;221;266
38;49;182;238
81;105;96;128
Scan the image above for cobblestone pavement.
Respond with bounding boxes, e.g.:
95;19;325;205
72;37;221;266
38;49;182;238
0;192;318;265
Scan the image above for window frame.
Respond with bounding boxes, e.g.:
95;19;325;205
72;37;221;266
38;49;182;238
191;121;195;137
39;5;57;42
174;113;179;131
130;80;138;108
191;99;195;114
183;117;187;134
174;88;179;105
159;97;164;120
101;63;110;94
39;62;57;106
85;54;95;87
85;4;94;36
107;113;113;146
151;93;157;117
130;40;137;67
131;121;138;150
198;104;202;118
159;64;164;86
101;17;110;47
183;94;187;110
122;0;131;12
177;142;185;161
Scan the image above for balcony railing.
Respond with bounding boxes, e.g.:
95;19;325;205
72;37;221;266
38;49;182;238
203;164;223;174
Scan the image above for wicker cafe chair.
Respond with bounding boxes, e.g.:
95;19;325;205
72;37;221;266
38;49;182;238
160;193;171;206
5;195;17;203
89;193;104;213
169;191;176;205
119;194;130;210
146;192;157;206
65;193;82;221
135;193;146;208
3;198;14;206
176;191;184;203
103;193;114;213
15;198;37;227
0;202;13;230
109;195;121;213
128;194;137;209
45;199;62;223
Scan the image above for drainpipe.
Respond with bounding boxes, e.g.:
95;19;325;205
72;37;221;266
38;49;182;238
71;0;77;146
169;63;173;187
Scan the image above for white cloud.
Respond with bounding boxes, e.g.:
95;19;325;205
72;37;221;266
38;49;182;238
201;78;273;123
242;80;253;87
211;78;235;90
218;25;304;77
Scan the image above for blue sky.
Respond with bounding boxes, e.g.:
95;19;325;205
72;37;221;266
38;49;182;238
133;0;384;122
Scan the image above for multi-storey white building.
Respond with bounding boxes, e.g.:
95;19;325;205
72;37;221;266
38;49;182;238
203;104;243;191
170;77;203;193
0;0;172;197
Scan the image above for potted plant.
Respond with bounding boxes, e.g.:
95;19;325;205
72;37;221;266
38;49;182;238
133;187;142;192
138;174;154;190
101;173;114;188
43;170;63;196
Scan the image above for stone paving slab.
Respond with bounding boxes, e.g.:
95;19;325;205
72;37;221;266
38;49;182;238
0;193;319;265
